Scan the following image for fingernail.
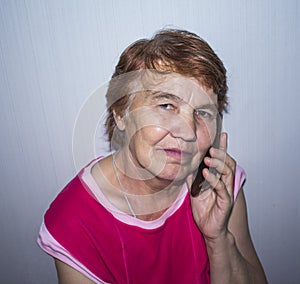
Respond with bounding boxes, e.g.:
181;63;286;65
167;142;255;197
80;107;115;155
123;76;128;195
203;168;209;178
204;157;211;165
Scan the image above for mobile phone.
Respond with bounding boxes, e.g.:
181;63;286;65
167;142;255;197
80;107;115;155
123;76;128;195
191;115;221;197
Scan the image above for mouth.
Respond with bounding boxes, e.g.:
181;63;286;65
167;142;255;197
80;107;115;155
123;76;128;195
162;148;193;160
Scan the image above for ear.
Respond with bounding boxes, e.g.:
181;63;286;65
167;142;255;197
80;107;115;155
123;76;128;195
113;110;126;131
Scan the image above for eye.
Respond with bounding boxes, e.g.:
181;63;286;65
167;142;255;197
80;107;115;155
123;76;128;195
194;109;215;120
159;103;176;111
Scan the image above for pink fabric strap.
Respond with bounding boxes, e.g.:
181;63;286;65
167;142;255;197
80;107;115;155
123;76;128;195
234;165;246;200
37;222;107;284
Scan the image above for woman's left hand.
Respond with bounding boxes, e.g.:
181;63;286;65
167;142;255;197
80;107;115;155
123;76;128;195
190;132;236;241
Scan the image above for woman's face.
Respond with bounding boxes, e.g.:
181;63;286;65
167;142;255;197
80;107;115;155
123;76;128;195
117;73;219;183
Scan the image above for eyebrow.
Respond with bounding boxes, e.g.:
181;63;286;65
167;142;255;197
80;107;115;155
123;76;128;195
149;91;218;112
150;91;183;103
195;104;218;112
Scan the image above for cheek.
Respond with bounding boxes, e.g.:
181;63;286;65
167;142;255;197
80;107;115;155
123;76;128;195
126;110;168;141
143;126;169;146
196;120;217;150
129;126;170;170
131;126;169;148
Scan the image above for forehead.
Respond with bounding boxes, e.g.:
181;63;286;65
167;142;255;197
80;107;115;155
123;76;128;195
129;71;217;108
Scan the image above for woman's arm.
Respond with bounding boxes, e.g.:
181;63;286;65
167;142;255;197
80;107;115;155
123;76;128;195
190;133;267;283
205;188;267;283
54;259;95;284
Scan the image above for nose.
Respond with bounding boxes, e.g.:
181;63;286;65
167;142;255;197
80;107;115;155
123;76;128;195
170;111;197;141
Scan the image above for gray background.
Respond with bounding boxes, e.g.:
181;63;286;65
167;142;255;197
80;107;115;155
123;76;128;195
0;0;299;283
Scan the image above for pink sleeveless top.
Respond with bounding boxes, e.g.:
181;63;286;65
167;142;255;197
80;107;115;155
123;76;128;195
38;157;246;284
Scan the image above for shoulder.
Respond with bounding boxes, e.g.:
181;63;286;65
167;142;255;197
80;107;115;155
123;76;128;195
44;174;91;224
44;174;92;241
44;157;110;229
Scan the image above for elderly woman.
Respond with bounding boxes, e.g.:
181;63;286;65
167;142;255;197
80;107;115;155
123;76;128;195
38;29;267;283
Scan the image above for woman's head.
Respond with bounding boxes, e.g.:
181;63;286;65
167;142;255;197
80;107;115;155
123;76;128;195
105;29;228;149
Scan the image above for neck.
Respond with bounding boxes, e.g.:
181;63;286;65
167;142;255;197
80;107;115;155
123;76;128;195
112;150;185;218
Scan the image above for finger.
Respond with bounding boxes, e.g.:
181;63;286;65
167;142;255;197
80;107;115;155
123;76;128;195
204;157;235;198
204;156;233;176
210;132;227;165
210;132;227;160
218;132;227;151
209;147;226;164
203;168;230;201
205;154;236;174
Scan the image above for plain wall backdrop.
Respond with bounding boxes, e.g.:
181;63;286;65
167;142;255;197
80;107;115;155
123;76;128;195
0;0;299;283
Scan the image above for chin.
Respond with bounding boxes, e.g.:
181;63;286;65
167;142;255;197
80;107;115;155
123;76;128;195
156;168;191;183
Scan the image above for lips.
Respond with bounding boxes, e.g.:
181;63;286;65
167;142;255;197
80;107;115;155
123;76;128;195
162;148;193;160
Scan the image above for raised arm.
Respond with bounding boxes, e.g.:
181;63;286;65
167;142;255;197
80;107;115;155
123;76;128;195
190;133;267;283
206;188;267;283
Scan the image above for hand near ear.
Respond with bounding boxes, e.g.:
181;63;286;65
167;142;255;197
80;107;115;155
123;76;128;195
190;132;236;240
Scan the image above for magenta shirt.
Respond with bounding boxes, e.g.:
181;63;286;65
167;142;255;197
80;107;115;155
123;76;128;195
38;157;246;284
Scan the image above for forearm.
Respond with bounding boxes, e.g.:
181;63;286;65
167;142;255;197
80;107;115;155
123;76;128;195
205;232;267;284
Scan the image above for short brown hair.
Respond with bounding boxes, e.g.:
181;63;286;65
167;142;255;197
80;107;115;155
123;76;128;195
105;29;228;147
